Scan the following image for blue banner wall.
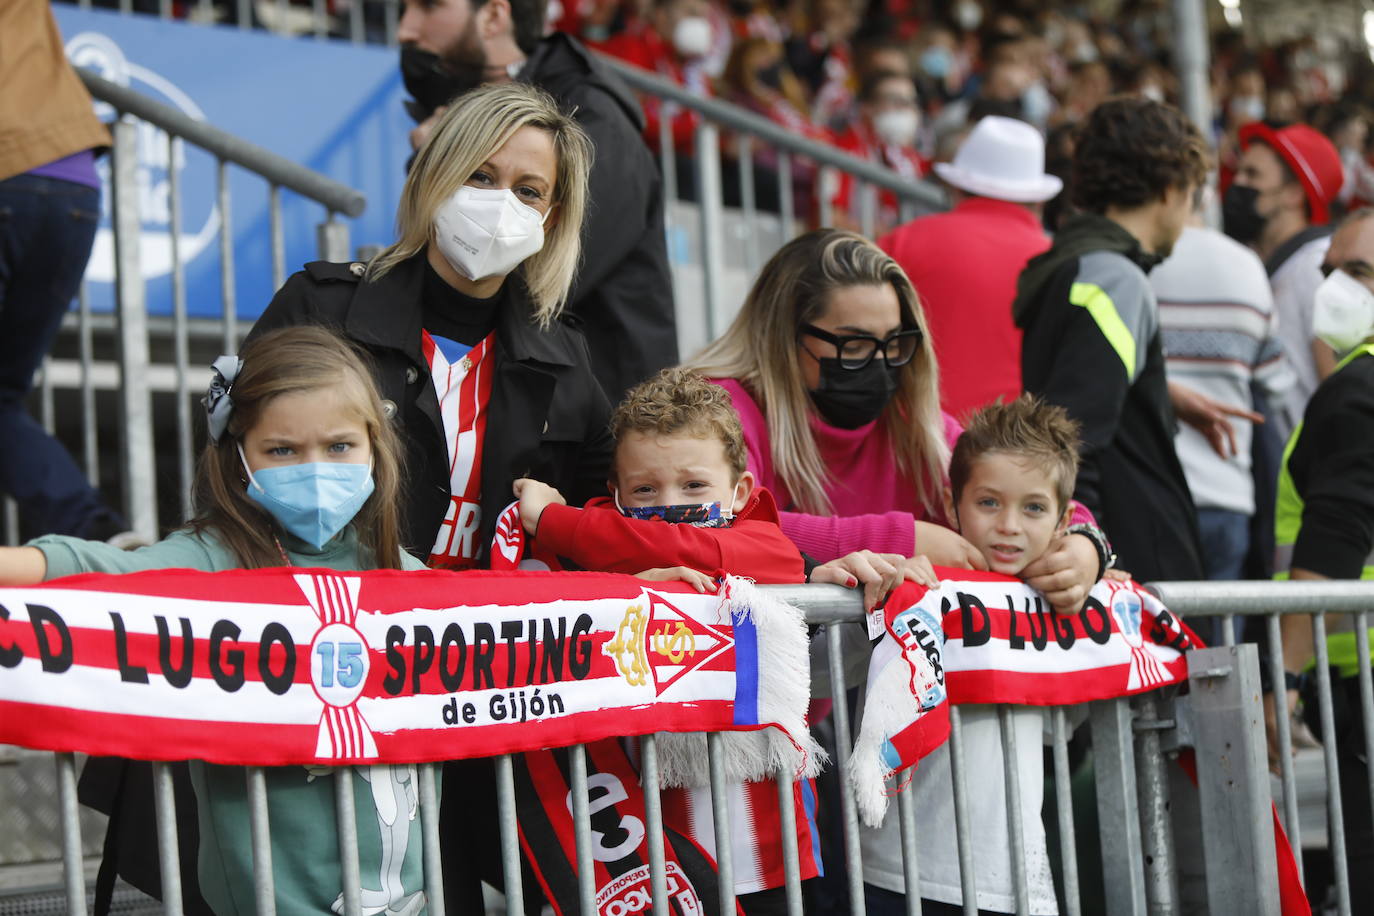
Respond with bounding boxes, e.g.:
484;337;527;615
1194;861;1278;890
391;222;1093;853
53;7;411;319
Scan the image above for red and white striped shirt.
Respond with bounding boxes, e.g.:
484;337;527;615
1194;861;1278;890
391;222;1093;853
661;776;823;894
423;329;497;570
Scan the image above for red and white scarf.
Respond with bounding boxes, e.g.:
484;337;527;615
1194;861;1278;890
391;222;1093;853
423;330;496;570
850;571;1201;826
0;568;816;773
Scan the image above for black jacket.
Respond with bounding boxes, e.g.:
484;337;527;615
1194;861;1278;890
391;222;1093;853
1015;214;1204;582
415;33;678;402
248;254;614;563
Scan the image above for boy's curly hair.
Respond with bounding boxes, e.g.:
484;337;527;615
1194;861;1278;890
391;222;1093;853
949;395;1082;514
1071;96;1209;214
611;368;749;479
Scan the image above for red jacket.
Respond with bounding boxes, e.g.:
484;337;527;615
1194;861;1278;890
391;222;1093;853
534;487;806;583
879;196;1049;421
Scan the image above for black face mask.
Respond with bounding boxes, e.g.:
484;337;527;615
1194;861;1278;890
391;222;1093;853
1222;184;1266;243
756;62;784;91
808;358;900;429
400;45;487;117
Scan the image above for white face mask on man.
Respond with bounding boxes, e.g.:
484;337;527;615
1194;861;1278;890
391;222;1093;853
672;16;713;59
873;108;920;147
1313;269;1374;353
432;186;548;282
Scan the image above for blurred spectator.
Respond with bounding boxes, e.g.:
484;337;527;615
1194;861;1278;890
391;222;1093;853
724;0;786;44
1223;121;1343;443
785;0;862;131
880;116;1058;420
911;23;967;106
853;34;911;84
1057;59;1113;124
1;0;133;542
396;0;678;402
720;36;831;212
1151;201;1296;643
600;0;715;154
832;70;927;235
928;53;1032;145
1015;97;1208;582
1325;104;1374;209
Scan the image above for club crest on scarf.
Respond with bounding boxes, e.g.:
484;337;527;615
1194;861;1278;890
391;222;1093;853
1107;580;1170;690
297;573;378;759
605;590;735;696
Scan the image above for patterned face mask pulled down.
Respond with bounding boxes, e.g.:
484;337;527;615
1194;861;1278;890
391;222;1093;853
612;487;743;529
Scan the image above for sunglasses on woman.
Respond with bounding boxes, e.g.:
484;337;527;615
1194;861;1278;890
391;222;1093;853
799;323;923;370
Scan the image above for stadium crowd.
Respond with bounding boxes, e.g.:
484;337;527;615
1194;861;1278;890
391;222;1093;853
5;0;1374;914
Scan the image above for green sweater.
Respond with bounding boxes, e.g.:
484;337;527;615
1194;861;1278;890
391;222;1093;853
32;526;433;916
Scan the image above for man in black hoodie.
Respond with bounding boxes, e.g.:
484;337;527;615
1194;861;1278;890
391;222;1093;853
398;0;677;402
1014;97;1208;582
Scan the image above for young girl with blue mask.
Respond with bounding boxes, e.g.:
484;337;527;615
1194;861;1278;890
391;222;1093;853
0;325;431;915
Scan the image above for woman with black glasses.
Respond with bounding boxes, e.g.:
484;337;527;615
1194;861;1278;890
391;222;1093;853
688;228;1107;581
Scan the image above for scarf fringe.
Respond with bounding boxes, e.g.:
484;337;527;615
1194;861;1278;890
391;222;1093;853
848;656;913;828
655;576;827;788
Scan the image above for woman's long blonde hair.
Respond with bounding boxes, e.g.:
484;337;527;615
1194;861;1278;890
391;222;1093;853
369;82;592;326
189;326;407;569
686;229;948;516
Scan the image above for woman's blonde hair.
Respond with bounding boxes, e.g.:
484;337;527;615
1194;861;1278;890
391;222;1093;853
189;326;407;570
686;229;948;516
369;82;592;326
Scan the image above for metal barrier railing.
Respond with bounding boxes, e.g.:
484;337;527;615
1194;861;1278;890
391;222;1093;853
1;64;365;549
11;580;1374;916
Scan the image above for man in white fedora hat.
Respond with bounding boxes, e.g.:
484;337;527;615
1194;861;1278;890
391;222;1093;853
879;115;1061;420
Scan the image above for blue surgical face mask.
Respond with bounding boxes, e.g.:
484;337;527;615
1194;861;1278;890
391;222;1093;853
239;444;375;549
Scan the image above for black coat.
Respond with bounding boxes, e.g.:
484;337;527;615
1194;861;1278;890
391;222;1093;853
248;254;614;563
415;33;678;402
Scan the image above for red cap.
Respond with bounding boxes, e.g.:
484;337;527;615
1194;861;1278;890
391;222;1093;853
1239;121;1343;225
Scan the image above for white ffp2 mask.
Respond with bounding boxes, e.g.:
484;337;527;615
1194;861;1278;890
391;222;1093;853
672;16;713;59
873;108;920;147
433;186;547;282
1313;269;1374;353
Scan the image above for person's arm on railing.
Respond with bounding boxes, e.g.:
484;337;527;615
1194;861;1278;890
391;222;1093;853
0;547;46;586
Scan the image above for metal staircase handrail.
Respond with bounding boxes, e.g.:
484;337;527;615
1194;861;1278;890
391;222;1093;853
77;67;367;218
601;56;948;210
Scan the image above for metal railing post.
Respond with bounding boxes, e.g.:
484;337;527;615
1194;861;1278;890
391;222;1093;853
1091;697;1146;916
695;124;726;342
1132;693;1178;913
110;117;159;542
55;753;87;916
1185;645;1280;916
318;215;353;264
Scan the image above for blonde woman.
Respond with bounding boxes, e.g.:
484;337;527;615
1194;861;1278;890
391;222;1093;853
252;81;609;572
687;229;1103;607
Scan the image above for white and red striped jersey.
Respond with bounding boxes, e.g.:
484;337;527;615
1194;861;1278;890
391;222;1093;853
423;329;496;570
661;777;823;894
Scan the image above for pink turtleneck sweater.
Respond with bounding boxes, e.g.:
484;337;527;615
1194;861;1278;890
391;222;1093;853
713;378;962;562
